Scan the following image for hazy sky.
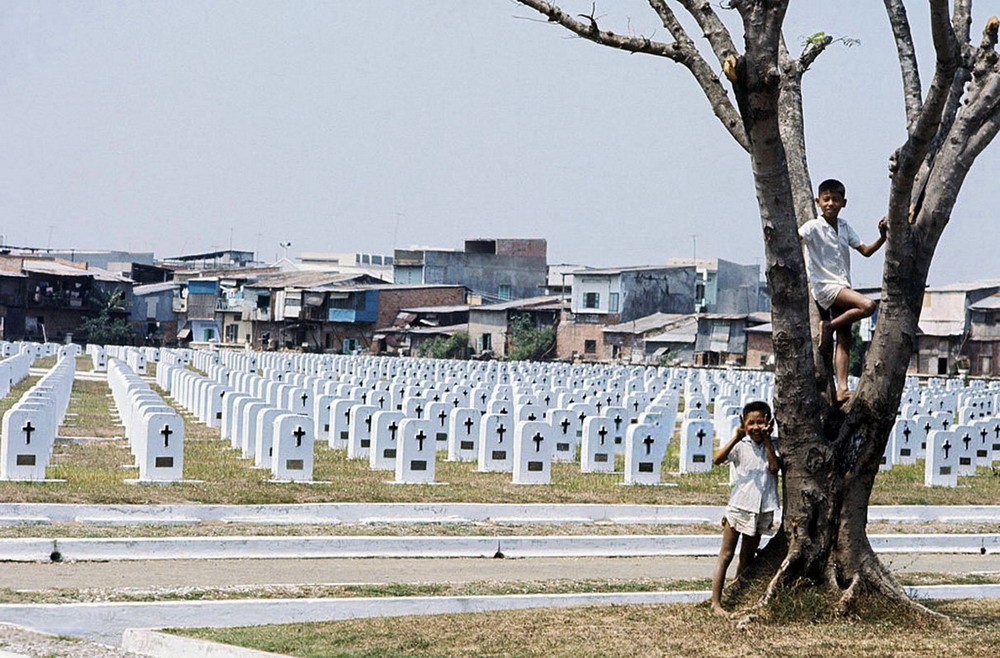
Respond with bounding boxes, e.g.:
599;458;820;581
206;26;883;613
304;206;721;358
1;1;997;286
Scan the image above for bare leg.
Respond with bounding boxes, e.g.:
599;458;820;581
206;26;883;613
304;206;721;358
827;288;875;403
735;533;762;579
835;325;852;403
711;522;740;615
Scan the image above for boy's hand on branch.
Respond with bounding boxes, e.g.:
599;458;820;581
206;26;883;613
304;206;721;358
878;216;888;237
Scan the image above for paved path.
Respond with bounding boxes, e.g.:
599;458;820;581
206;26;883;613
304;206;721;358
3;554;999;591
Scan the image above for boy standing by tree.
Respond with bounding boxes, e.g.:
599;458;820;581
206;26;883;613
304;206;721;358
711;401;780;615
799;179;887;403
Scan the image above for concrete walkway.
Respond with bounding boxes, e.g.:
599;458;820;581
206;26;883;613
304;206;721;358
3;554;999;592
2;502;998;526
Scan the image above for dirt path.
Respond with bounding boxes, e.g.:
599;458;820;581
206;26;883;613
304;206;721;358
3;554;998;591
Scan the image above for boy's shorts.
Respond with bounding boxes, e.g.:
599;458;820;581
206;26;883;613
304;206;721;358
723;507;776;537
812;283;844;311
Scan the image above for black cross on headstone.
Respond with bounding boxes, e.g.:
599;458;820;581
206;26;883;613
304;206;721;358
578;411;587;423
981;427;989;442
696;428;707;447
415;405;424;419
415;430;427;451
496;424;507;443
365;414;373;432
378;395;386;409
613;415;623;431
560;418;571;435
160;424;173;447
923;422;932;435
293;426;306;447
464;417;474;435
532;432;544;452
596;401;603;412
942;418;950;430
388;422;399;441
598;426;609;445
300;392;309;406
993;423;1000;439
544;395;551;405
345;408;351;425
942;439;952;459
962;433;971;450
903;426;912;443
643;435;655;455
438;409;447;427
527;413;537;421
21;421;35;445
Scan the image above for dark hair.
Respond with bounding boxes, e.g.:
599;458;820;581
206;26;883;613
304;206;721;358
741;400;772;421
818;178;846;197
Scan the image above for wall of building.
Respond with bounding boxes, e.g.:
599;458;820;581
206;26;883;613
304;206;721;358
423;252;546;301
468;309;509;358
374;286;466;329
619;268;695;322
556;315;609;361
745;331;774;369
713;260;762;314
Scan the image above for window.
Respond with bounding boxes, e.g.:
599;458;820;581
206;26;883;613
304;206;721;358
584;292;600;309
225;324;239;342
608;293;619;313
584;339;597;354
343;338;358;354
498;285;512;301
479;333;493;351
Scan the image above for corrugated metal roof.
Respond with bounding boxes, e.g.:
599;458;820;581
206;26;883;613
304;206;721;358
925;279;1000;293
401;305;470;314
570;265;685;276
917;319;966;336
602;312;687;335
470;295;561;312
134;282;182;296
970;295;1000;311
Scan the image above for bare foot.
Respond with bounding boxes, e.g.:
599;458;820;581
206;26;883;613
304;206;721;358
711;602;728;617
835;388;853;405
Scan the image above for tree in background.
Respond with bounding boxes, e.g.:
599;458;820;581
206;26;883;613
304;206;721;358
515;0;999;617
508;312;556;361
419;332;470;360
80;288;133;346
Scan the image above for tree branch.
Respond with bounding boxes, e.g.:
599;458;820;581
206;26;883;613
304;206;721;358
885;0;960;228
800;34;834;72
883;0;923;125
674;0;739;66
515;0;749;149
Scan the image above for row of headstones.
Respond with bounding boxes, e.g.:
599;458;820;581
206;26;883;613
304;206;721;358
156;362;313;481
887;414;1000;486
0;355;75;481
107;359;185;482
0;352;33;399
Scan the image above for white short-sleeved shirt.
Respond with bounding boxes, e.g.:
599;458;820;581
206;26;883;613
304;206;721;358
798;217;862;310
726;437;779;514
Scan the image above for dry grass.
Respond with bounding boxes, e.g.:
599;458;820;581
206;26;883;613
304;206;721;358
175;598;1000;657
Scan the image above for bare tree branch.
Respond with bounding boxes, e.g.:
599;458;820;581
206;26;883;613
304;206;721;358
515;0;749;149
675;0;739;66
953;0;973;45
883;0;923;125
886;0;960;229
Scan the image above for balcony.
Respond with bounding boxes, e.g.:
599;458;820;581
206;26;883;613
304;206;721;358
327;308;377;323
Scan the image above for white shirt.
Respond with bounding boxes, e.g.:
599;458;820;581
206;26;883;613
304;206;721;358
726;437;779;514
798;217;861;307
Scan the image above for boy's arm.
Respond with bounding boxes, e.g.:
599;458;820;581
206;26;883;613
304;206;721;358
857;217;888;257
763;432;781;474
713;427;744;466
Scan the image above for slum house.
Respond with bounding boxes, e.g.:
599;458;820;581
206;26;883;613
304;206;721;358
131;282;183;346
692;312;770;366
467;296;564;360
0;256;133;343
961;292;1000;377
394;238;547;303
601;313;690;364
373;304;470;356
556;265;696;362
238;272;388;351
642;315;700;365
667;257;770;313
915;279;1000;376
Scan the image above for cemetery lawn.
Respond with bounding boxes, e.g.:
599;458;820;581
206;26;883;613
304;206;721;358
173;598;1000;657
1;374;998;505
